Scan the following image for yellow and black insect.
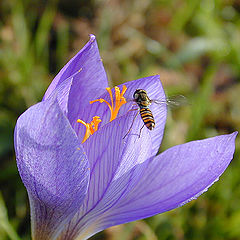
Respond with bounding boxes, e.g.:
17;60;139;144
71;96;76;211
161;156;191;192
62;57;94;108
123;89;155;138
123;89;186;139
133;89;155;130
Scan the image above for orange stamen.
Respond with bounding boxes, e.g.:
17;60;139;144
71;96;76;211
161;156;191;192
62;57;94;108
90;85;127;122
77;116;102;143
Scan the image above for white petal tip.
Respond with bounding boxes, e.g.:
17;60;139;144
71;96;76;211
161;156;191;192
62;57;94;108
89;34;96;42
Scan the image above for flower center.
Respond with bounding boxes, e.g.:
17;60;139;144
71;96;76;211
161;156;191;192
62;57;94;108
77;116;101;143
77;85;127;143
90;85;127;122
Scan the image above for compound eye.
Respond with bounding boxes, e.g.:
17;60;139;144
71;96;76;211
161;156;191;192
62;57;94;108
133;92;139;99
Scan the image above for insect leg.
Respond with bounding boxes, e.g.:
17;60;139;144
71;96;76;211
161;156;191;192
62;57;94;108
138;124;145;138
127;108;138;112
123;109;139;139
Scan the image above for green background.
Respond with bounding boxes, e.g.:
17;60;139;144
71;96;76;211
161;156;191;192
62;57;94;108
0;0;240;239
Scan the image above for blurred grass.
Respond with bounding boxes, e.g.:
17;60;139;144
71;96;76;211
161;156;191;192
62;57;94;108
0;0;239;239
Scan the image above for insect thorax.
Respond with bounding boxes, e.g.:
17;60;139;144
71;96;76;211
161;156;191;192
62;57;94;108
133;89;151;107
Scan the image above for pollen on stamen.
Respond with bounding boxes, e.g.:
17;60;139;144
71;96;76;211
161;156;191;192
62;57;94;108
90;85;127;122
77;116;102;143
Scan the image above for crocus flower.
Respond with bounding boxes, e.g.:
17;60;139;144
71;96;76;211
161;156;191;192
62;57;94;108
14;34;237;240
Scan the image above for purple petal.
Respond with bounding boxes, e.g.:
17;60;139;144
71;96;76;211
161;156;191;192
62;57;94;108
73;75;166;154
43;75;74;115
60;131;236;239
43;34;108;109
100;132;237;228
58;114;153;240
14;99;90;239
64;35;109;127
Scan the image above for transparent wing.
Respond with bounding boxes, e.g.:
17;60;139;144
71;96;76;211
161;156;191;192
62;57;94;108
120;94;187;109
151;95;188;108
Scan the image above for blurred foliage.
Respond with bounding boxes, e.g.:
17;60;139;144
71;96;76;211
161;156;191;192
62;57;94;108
0;0;239;239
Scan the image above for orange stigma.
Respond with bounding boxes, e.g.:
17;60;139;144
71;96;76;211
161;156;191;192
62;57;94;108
90;85;127;122
77;116;102;143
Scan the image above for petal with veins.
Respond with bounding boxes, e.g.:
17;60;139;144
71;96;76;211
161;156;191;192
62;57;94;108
14;99;90;240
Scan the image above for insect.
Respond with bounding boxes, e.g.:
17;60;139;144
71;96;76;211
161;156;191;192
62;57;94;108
134;89;155;130
123;89;154;139
123;89;186;139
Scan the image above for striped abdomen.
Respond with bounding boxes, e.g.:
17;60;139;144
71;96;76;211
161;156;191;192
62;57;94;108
139;107;155;130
